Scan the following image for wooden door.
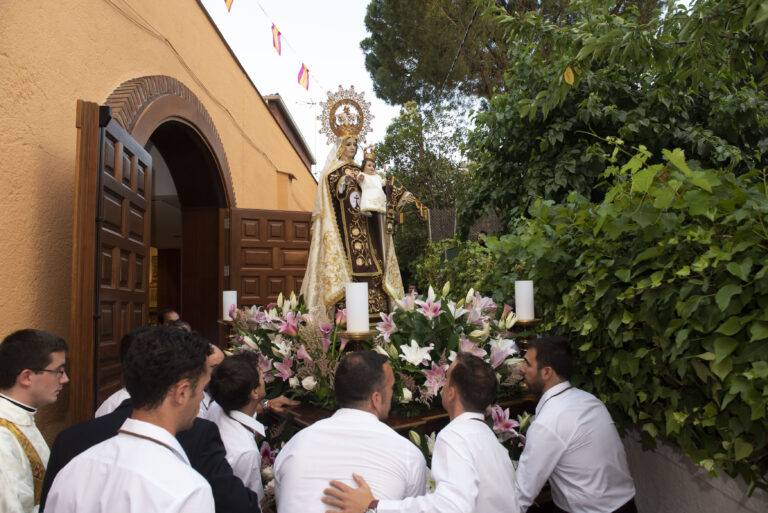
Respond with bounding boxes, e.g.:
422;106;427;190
70;101;152;420
230;209;311;308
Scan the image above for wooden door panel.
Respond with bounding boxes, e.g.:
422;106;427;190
230;209;311;308
95;117;152;405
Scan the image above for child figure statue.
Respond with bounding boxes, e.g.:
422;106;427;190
357;146;387;216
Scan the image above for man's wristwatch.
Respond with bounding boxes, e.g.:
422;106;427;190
364;499;379;513
260;398;271;412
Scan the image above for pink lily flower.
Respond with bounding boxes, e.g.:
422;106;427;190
335;309;347;327
257;354;273;374
394;291;418;312
490;345;512;368
339;337;349;353
296;344;313;363
489;405;521;442
415;297;442;320
274;357;294;381
228;304;237;318
278;311;300;338
423;363;448;394
249;310;268;323
376;312;397;342
320;322;333;336
260;441;278;468
321;337;332;352
459;335;487;358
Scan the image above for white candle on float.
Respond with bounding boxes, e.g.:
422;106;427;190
515;281;535;320
223;290;237;321
345;282;369;332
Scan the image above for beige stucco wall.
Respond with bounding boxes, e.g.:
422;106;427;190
0;0;316;437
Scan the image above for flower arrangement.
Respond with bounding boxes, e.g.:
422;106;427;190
227;283;525;416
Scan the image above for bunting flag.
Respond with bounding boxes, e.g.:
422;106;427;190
424;208;429;221
297;63;309;90
225;0;234;12
271;23;282;55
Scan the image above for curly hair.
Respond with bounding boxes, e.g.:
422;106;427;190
208;352;261;413
123;328;211;410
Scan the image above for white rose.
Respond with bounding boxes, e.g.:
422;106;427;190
302;376;317;391
289;376;299;389
400;387;413;404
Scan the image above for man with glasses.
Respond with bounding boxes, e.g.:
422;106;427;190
0;329;69;513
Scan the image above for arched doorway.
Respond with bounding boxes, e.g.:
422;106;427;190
70;76;234;422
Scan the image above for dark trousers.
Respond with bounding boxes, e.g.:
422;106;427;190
552;497;638;513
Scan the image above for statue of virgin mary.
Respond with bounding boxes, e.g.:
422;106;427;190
300;86;409;321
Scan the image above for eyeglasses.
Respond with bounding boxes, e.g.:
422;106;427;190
34;368;67;377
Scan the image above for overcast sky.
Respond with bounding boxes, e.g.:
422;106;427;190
200;0;401;174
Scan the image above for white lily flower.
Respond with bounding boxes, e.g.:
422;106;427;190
301;376;317;391
466;288;475;303
400;387;413;404
242;335;259;350
448;350;458;362
273;338;292;359
288;376;299;388
425;432;437;455
399;340;433;366
277;292;284;308
289;291;298;309
427;286;436;302
505;312;519;329
373;345;389;356
469;322;491;342
442;281;451;297
447;301;469;320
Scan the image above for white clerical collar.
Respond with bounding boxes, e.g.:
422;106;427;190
332;408;381;423
228;409;266;437
0;392;36;413
536;380;573;416
118;417;190;465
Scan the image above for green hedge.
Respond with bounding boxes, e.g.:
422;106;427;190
407;146;768;490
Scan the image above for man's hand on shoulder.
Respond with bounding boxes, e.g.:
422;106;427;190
322;473;375;513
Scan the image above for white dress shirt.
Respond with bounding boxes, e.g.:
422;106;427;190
197;391;215;419
46;417;215;513
377;411;519;513
274;408;427;513
213;407;266;503
0;394;49;513
515;381;635;513
94;387;130;418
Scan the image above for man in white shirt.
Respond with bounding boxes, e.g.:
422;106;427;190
322;352;519;513
46;328;216;513
515;336;636;513
209;351;268;503
0;329;69;513
274;351;427;513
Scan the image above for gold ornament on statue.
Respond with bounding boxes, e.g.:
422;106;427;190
318;85;374;144
363;145;377;160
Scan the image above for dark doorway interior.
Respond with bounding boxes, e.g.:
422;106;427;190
147;120;227;344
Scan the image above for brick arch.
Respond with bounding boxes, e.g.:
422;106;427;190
104;75;235;206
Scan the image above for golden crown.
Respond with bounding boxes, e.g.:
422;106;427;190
363;145;377;160
318;85;373;145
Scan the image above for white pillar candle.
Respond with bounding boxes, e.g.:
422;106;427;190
345;282;369;332
223;290;237;321
515;281;535;320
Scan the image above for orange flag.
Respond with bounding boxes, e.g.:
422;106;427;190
271;24;281;55
297;64;309;90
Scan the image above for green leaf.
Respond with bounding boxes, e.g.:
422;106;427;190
713;337;738;364
752;361;768;379
652;186;676;209
631;166;657;194
710;358;733;381
750;322;768;342
726;259;752;282
715;284;742;311
663;148;692;176
615;269;631;282
733;438;753;461
716;317;743;336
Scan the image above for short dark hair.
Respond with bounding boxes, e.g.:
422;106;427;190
158;309;179;325
166;319;192;332
123;328;212;410
209;352;261;413
361;157;375;169
334;351;388;408
450;353;497;412
0;330;68;389
527;336;573;379
120;327;154;365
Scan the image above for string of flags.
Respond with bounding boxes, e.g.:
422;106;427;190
225;0;313;92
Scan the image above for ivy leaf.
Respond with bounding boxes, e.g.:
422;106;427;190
713;337;738;364
715;284;742;311
715;317;743;336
